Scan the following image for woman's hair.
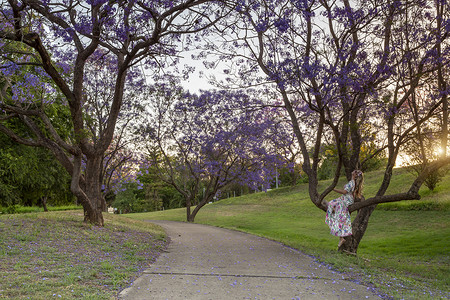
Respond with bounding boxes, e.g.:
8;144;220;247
353;170;364;199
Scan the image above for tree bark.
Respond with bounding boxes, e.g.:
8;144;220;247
41;196;49;212
82;155;107;225
188;198;210;223
340;205;376;253
186;196;193;222
436;1;448;157
82;201;104;226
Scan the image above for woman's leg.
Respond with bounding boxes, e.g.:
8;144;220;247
328;199;338;213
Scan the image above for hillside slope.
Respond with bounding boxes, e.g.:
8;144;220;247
126;168;450;299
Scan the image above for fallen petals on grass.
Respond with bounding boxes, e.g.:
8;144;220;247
0;211;167;299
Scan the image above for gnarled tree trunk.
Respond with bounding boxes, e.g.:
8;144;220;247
82;156;106;225
41;196;49;212
69;154;106;226
340;205;377;253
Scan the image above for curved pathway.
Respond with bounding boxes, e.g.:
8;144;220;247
118;220;378;299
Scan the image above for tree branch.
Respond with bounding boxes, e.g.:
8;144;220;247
349;156;450;211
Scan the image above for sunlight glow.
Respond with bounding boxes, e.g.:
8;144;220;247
395;155;410;168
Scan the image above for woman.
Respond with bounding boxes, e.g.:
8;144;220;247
324;170;364;247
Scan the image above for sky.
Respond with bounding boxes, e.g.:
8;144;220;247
177;50;226;93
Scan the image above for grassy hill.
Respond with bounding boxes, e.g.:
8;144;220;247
125;168;450;300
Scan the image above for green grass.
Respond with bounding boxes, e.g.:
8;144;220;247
0;211;167;299
125;168;450;300
0;204;83;214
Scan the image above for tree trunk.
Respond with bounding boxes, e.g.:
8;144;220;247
187;213;195;223
436;0;448;157
186;197;193;222
80;156;106;226
82;201;104;226
41;196;49;212
79;201;105;225
186;194;212;223
187;202;202;223
188;200;209;223
339;205;377;253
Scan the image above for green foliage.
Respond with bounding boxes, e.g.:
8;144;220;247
43;96;73;140
143;187;163;211
1;43;74;209
402;126;448;191
316;144;343;180
0;133;74;208
112;183;138;213
112;182;158;213
1;204;18;214
277;164;305;186
424;169;444;191
137;165;185;210
317;151;339;180
219;182;250;200
377;200;447;211
0;204;82;215
407;164;448;191
316;143;387;181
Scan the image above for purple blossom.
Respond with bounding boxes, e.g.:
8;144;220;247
255;20;269;32
274;18;289;33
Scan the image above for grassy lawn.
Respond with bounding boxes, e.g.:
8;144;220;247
0;211;167;299
125;168;450;300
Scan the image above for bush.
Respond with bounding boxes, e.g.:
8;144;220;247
0;205;18;214
0;204;82;214
112;187;138;214
377;200;444;211
407;164;448;191
112;183;158;213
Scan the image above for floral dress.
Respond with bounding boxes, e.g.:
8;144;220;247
325;180;354;237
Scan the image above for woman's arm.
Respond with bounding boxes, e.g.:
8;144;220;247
333;188;348;195
334;180;354;195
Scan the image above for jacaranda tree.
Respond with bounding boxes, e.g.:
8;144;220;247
81;53;146;202
0;0;232;225
141;82;290;222
201;0;449;252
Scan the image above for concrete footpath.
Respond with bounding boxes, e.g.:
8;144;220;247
118;220;379;300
